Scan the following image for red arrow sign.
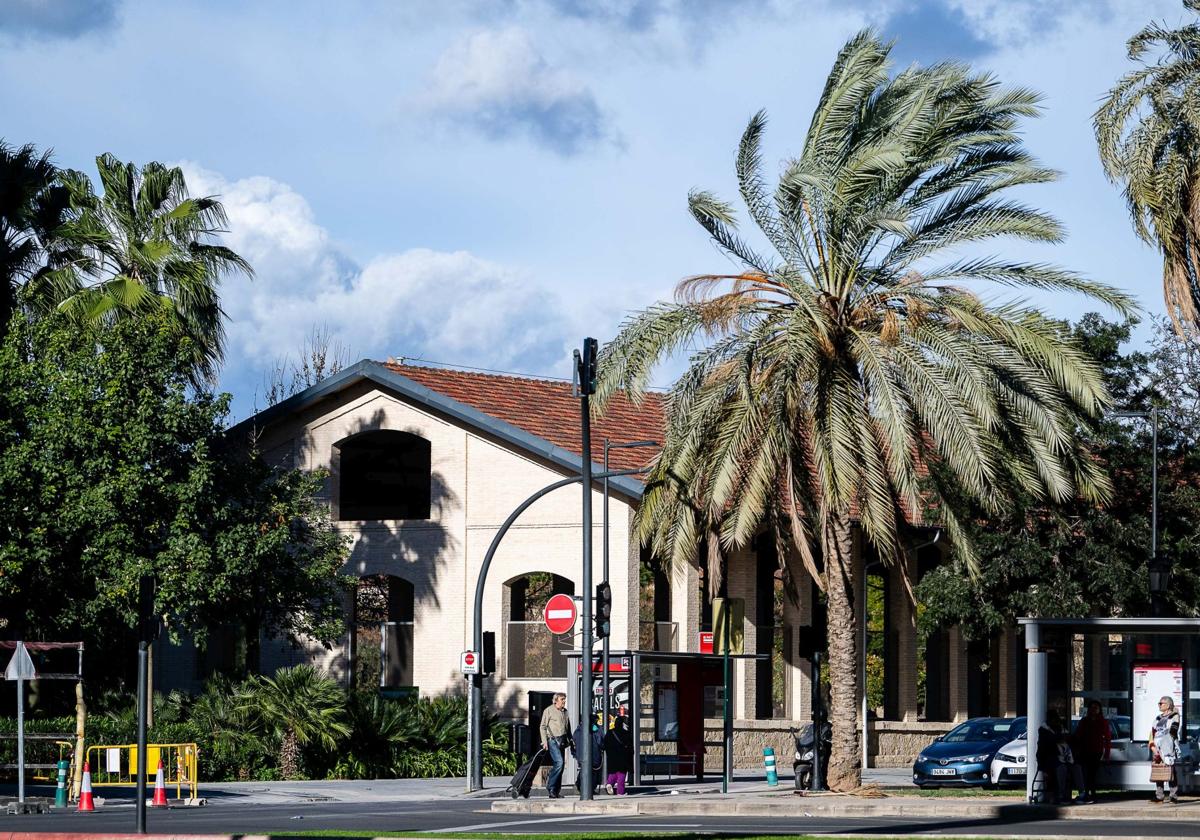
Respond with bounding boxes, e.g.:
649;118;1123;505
544;593;577;635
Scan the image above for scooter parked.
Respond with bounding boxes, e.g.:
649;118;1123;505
790;721;832;790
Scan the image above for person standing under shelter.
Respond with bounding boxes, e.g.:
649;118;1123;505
1074;700;1111;803
539;692;570;799
603;714;633;795
1149;695;1181;804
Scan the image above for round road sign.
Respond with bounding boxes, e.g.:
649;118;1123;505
544;593;577;635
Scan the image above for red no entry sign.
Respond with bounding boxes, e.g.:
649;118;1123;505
544;593;577;635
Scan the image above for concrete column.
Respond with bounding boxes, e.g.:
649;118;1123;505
670;556;700;653
888;554;919;721
1025;620;1047;803
726;545;757;719
947;626;969;722
784;565;813;721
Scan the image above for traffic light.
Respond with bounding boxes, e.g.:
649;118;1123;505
594;581;612;639
577;337;599;395
482;631;496;676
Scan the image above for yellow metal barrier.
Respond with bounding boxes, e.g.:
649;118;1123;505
85;743;198;801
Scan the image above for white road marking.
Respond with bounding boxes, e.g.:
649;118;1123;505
430;813;610;832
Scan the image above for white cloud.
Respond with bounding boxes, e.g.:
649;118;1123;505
418;26;612;154
176;163;576;404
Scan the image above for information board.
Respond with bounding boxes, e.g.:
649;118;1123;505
1131;660;1185;742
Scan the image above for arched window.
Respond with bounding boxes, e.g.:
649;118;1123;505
504;573;573;679
336;430;431;520
353;574;415;689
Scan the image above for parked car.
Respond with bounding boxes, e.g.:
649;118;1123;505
989;732;1028;786
912;717;1027;788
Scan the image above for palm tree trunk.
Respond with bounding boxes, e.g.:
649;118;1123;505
823;510;861;791
280;729;300;779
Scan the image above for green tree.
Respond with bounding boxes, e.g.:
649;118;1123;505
238;665;350;779
919;315;1200;635
0;141;72;333
0;309;350;685
1095;0;1200;337
598;32;1134;790
28;154;252;381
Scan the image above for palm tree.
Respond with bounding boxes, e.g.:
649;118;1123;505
238;665;350;779
1095;0;1200;337
0;141;72;333
598;31;1136;791
28;154;252;381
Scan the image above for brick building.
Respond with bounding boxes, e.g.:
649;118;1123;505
154;360;1024;766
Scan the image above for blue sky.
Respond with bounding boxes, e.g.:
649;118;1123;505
0;0;1186;420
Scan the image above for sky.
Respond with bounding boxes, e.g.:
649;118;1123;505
0;0;1188;421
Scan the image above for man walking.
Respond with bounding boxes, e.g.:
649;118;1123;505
539;692;569;798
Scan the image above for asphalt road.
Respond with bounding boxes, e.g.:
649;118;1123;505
4;797;1200;837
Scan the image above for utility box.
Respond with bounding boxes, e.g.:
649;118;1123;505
712;597;744;654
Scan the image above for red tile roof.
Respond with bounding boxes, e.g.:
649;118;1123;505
381;362;664;472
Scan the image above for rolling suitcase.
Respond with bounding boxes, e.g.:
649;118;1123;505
507;747;548;798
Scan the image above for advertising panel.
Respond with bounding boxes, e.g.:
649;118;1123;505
1131;660;1185;742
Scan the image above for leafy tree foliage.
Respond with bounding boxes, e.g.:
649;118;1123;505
598;32;1132;790
0;141;72;334
24;154;253;382
1095;0;1200;337
0;309;350;687
918;316;1200;637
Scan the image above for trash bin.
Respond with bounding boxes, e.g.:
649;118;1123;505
508;722;530;763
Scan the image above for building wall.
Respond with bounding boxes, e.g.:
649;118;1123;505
163;382;640;718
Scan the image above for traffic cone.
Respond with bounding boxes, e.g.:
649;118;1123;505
77;761;95;812
152;758;168;807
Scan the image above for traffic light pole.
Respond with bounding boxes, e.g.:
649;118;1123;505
578;341;595;800
602;440;611;784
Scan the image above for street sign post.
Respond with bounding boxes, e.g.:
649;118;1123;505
543;593;578;635
461;650;480;676
5;642;36;804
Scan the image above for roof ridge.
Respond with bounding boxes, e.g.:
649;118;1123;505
380;359;665;402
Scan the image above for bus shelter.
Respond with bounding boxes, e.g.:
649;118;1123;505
564;649;766;786
1021;617;1200;800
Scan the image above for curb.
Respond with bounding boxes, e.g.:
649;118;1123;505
490;795;1200;821
0;835;270;840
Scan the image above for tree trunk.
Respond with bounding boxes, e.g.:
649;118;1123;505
280;729;300;779
823;511;861;791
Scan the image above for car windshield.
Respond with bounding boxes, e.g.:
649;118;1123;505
944;718;1022;743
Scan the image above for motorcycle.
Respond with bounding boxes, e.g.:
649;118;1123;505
789;721;832;790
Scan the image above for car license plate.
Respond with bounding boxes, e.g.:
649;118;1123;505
1007;767;1026;776
930;768;957;776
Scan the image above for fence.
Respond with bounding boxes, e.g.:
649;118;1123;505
0;734;73;780
85;743;199;801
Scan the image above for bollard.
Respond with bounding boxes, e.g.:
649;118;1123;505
55;759;69;808
763;746;779;786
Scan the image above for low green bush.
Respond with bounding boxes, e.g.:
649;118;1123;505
0;668;518;782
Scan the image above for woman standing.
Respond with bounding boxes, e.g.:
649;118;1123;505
1149;696;1182;804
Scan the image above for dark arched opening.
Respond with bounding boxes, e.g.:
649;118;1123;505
336;430;431;520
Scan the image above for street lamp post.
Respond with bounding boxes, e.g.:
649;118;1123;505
1112;408;1165;615
601;438;658;759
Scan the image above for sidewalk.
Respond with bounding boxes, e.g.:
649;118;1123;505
488;775;1200;822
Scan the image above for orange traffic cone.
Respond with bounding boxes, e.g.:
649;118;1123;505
77;761;95;812
152;758;168;807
